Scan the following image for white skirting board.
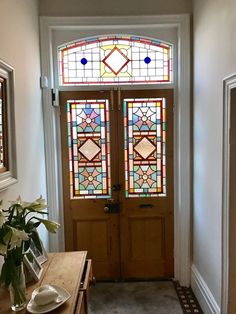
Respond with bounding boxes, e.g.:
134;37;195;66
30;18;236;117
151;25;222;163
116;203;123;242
191;264;220;314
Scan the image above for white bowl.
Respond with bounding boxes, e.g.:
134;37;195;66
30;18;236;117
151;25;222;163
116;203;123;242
27;284;71;314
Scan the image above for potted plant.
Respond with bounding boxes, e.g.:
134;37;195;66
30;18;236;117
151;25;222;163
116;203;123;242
0;196;59;311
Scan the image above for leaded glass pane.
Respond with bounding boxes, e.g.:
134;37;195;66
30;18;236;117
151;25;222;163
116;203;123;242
124;98;166;197
58;35;173;86
67;99;111;199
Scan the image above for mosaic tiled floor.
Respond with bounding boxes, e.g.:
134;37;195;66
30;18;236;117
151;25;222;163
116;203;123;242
174;281;204;313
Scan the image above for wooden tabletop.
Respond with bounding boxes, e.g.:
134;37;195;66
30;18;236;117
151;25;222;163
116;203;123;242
0;251;87;314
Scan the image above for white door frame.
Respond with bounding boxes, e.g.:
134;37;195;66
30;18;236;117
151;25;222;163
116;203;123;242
221;73;236;313
40;14;191;286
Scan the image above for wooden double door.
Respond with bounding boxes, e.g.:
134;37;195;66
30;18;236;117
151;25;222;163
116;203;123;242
60;89;174;280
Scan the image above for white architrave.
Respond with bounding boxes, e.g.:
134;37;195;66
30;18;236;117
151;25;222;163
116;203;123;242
221;74;236;314
40;14;191;286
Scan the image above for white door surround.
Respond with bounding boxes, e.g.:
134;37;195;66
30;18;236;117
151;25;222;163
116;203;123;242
221;74;236;314
39;14;191;287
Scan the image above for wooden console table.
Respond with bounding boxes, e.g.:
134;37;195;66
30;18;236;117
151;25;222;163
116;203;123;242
0;251;93;314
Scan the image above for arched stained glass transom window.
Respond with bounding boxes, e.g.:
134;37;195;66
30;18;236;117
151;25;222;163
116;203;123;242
58;35;173;86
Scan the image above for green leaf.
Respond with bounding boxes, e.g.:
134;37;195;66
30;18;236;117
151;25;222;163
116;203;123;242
1;258;14;287
0;262;6;285
33;221;41;228
24;239;31;252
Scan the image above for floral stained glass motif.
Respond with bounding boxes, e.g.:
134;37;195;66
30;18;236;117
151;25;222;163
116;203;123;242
124;98;166;197
67;99;111;198
58;35;173;85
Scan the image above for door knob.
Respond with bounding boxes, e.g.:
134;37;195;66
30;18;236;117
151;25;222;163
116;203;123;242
104;206;110;213
104;203;120;213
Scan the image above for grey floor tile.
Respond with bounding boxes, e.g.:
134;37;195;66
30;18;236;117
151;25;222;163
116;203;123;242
88;281;183;314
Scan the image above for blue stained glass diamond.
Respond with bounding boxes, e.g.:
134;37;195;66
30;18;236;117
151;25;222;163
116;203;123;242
81;58;88;65
144;57;151;64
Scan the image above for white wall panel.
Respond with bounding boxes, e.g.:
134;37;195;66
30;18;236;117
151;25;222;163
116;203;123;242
193;0;236;308
0;0;48;248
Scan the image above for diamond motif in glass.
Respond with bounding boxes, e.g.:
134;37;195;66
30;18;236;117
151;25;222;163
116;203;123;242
102;47;130;75
134;137;156;159
78;139;100;161
124;98;166;197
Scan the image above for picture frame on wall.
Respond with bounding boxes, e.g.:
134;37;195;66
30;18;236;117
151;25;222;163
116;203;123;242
23;249;43;282
30;232;48;265
0;59;17;191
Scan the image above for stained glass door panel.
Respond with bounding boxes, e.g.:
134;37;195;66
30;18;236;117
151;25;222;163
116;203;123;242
66;99;111;198
124;97;166;197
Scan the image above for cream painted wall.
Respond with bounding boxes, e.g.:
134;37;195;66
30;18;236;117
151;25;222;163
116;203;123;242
39;0;192;16
0;0;48;247
193;0;236;309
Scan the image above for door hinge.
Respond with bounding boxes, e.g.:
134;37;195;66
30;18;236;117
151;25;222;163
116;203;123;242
51;89;59;107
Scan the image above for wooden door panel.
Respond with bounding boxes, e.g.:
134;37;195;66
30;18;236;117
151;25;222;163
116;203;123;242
73;217;119;279
128;216;165;261
74;219;110;260
121;213;173;278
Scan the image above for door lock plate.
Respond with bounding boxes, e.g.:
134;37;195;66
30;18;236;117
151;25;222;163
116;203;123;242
104;202;120;213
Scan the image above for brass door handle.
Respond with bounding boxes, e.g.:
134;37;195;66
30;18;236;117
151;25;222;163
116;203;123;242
104;203;120;213
104;206;109;213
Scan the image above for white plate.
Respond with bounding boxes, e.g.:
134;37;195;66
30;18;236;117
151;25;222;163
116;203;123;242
27;284;71;314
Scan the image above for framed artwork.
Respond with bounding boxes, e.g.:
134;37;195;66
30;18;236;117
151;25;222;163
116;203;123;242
30;236;48;265
23;249;43;281
0;59;17;190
